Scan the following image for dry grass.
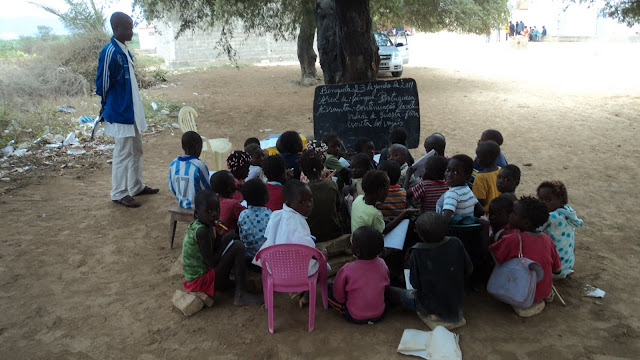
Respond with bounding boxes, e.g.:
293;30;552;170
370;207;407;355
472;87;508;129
0;31;166;148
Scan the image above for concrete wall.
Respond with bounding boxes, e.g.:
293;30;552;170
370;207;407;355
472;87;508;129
155;21;317;68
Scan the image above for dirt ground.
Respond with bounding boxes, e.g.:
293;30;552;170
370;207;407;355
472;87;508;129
1;38;640;359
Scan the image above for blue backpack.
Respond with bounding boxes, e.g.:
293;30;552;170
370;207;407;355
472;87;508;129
487;232;544;309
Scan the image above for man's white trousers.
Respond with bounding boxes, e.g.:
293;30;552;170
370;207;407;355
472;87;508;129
111;127;145;200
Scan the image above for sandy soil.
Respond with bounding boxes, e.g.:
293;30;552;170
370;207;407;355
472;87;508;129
1;38;640;359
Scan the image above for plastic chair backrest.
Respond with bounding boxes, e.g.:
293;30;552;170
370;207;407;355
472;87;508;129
178;106;199;133
256;244;324;286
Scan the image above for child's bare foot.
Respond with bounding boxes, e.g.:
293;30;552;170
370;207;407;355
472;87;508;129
234;291;262;307
298;292;309;308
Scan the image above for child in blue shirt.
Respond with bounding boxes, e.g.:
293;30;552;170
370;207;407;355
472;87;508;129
238;178;272;269
169;131;211;209
537;180;584;278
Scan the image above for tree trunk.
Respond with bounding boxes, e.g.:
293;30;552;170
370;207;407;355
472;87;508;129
335;0;379;82
316;0;378;84
315;0;346;84
297;1;318;85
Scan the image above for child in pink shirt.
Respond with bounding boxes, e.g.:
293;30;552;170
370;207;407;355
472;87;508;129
329;226;389;324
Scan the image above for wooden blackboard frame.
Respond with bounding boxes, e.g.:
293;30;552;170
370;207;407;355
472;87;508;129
313;78;420;152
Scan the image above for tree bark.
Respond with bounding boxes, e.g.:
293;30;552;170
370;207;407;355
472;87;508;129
297;1;318;85
334;0;379;82
316;0;378;84
315;0;345;84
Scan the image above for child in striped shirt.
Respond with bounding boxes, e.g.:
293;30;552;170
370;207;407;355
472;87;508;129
406;155;449;213
169;131;211;209
436;155;484;221
376;161;407;217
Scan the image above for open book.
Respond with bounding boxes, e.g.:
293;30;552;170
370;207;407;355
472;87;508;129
411;149;436;178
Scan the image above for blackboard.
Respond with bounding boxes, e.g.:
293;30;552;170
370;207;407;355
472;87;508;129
313;78;420;152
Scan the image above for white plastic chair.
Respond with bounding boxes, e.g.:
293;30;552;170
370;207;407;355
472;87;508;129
177;106;232;171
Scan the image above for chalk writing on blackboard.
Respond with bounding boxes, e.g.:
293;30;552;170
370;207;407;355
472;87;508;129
313;78;420;151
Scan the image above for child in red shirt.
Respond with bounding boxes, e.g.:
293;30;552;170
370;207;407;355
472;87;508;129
226;150;251;202
210;170;246;232
263;155;286;211
329;226;389;324
490;196;561;317
487;194;516;243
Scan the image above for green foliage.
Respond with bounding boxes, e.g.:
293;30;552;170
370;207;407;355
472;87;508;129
135;54;165;68
561;0;639;27
372;0;511;35
30;0;107;34
596;0;639;26
36;26;57;41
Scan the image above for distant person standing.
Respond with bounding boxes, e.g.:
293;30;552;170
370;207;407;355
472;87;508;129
515;21;520;35
96;12;159;208
509;21;515;38
542;26;547;39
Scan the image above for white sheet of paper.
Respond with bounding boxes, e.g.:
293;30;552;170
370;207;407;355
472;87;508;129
584;285;606;298
397;327;462;360
397;329;431;359
405;269;414;290
338;157;350;168
412;149;436;178
374;153;381;163
384;219;410;250
259;138;278;149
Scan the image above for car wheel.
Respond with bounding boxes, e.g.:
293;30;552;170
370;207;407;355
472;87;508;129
392;70;402;77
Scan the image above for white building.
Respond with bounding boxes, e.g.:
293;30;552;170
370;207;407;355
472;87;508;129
137;25;157;50
511;0;640;38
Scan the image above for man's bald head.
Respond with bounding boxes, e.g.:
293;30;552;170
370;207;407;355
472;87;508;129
110;12;133;43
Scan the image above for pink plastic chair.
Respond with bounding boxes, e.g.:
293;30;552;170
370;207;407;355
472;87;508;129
255;244;328;333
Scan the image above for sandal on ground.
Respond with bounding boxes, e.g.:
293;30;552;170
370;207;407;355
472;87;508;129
513;301;545;318
544;290;555;303
113;195;141;208
135;186;159;196
298;294;309;308
417;312;466;330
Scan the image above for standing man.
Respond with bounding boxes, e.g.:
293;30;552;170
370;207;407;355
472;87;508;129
96;12;159;208
509;21;515;38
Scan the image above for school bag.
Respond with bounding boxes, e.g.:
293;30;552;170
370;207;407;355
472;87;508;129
487;232;544;309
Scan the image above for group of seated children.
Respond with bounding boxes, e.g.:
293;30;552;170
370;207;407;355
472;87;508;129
169;126;583;327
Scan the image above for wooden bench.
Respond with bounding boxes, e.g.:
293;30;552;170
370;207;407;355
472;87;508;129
168;206;194;249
